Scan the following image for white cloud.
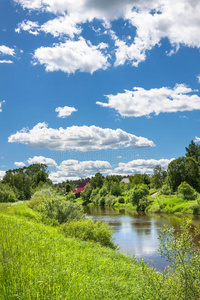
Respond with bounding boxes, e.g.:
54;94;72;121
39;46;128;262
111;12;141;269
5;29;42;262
15;0;200;67
15;20;40;35
33;38;109;74
55;106;77;118
97;84;200;117
14;162;26;167
194;137;200;143
49;159;111;183
8;122;155;151
197;75;200;83
0;100;5;112
27;156;57;167
0;170;5;180
113;158;174;175
0;60;13;64
0;45;15;56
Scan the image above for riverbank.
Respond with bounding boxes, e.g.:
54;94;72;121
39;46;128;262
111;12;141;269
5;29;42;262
0;202;200;299
79;193;200;215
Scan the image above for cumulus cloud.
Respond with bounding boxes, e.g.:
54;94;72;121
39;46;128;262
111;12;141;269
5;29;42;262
55;106;77;118
113;158;174;175
0;45;15;56
14;162;26;167
0;100;5;112
15;0;200;67
33;38;109;74
0;170;5;180
49;159;112;183
8;122;155;151
27;156;57;167
15;20;40;35
194;137;200;143
97;84;200;117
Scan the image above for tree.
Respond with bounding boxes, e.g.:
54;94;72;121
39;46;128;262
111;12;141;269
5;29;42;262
90;173;104;189
151;165;167;189
185;140;200;164
168;157;200;192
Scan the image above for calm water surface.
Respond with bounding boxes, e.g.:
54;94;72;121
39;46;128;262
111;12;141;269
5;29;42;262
85;206;200;271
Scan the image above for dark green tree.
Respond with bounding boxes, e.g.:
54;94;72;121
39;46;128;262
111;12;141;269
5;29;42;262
90;173;104;189
151;165;167;189
185;140;200;164
168;157;200;192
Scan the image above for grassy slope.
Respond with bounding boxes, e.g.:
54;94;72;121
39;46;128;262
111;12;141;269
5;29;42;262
0;203;150;299
1;203;199;299
147;194;200;214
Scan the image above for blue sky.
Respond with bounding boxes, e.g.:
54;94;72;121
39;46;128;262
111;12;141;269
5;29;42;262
0;0;200;182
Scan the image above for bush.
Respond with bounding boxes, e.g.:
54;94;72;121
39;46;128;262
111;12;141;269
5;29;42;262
137;197;151;212
65;191;76;202
0;183;17;203
29;186;85;223
104;195;117;206
117;196;125;204
129;184;149;206
160;183;172;195
178;182;197;200
61;219;116;248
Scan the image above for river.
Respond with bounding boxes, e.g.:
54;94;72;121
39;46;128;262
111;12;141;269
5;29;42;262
85;206;200;271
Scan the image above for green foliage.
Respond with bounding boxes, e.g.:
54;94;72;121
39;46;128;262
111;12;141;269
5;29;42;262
137;197;151;212
168;156;200;192
29;186;85;223
151;165;167;189
185;140;200;164
160;183;172;195
1;163;51;200
104;195;117;206
90;172;104;189
158;220;200;299
178;181;197;200
81;184;93;205
117;196;125;204
61;219;116;248
129;184;149;206
0;182;17;203
65;191;76;201
110;181;121;196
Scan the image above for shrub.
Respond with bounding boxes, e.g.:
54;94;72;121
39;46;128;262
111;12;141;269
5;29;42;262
129;184;149;206
104;195;117;206
61;219;116;248
137;197;151;212
117;196;125;204
160;183;172;195
178;182;197;200
65;191;76;202
29;186;85;223
0;183;17;203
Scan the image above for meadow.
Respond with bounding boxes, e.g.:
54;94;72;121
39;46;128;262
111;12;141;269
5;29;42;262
0;202;199;300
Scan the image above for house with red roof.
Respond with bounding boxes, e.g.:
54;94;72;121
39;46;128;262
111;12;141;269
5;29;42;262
72;182;90;198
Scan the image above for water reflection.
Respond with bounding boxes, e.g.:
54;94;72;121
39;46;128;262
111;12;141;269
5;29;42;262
85;206;200;271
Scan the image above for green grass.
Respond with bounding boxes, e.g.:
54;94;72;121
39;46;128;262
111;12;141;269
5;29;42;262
147;194;200;214
0;202;199;299
0;209;150;299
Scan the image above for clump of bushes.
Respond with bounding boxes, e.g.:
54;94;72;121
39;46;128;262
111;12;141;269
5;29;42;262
160;183;172;195
128;184;149;206
0;183;17;203
28;185;85;224
61;218;116;249
178;182;197;200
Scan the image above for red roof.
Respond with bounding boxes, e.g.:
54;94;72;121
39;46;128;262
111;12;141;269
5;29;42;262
72;182;90;195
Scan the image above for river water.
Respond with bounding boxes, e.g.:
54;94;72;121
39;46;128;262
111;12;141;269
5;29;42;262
85;206;200;271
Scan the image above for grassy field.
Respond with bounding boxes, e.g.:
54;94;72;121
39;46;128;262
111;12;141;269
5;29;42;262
0;202;199;299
